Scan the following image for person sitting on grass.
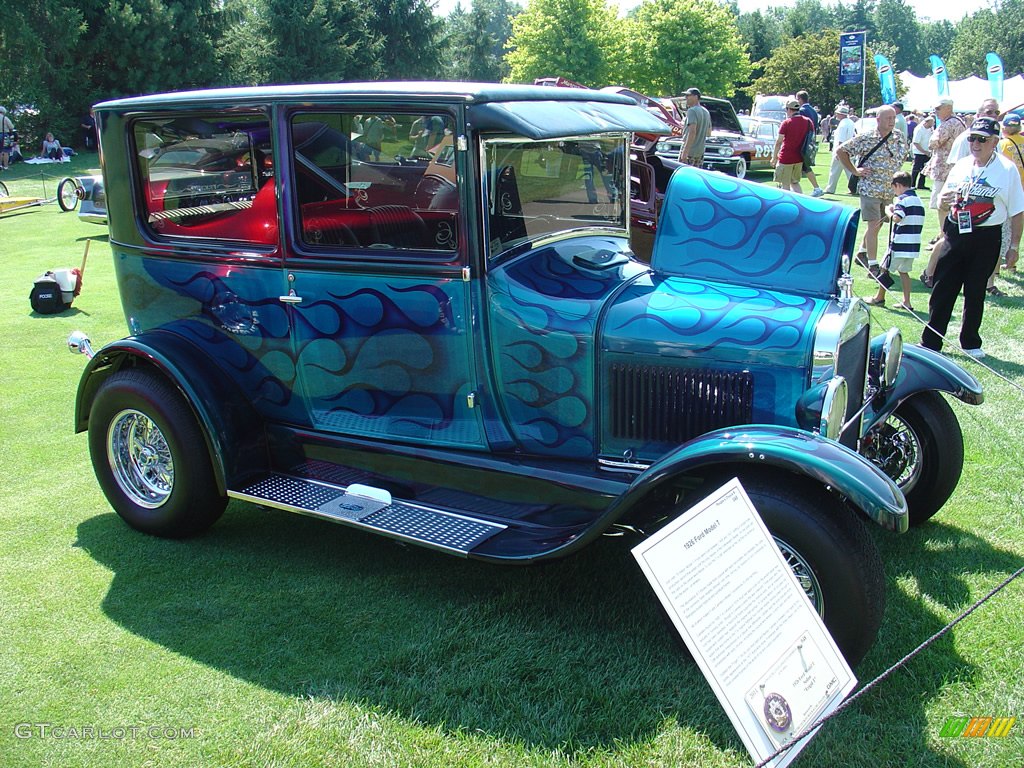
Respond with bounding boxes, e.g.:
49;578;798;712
41;132;64;161
865;171;925;311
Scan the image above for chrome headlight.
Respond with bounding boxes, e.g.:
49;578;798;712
819;376;848;439
796;375;848;440
869;327;903;390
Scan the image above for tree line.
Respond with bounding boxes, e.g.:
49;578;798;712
2;0;1020;147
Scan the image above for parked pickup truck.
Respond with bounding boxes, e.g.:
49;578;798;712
655;95;774;178
69;83;982;666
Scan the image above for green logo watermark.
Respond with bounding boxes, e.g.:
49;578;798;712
939;716;1016;738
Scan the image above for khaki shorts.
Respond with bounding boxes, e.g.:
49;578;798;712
774;162;803;186
888;255;916;273
928;177;946;209
859;196;886;221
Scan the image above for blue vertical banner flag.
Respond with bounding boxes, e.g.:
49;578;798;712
986;53;1004;101
839;32;865;85
930;55;950;97
874;54;897;104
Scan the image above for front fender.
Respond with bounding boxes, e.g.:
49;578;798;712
611;425;908;532
73;331;267;493
863;343;983;434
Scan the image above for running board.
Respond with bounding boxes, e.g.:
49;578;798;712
229;474;506;556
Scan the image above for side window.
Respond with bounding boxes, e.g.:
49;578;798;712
292;111;458;253
133;114;276;245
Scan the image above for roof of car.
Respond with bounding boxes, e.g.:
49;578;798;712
95;82;672;141
96;82;640;110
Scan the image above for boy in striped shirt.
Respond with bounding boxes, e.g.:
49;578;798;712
866;171;925;310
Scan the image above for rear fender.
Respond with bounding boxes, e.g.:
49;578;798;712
74;331;267;493
863;344;983;434
611;425;908;532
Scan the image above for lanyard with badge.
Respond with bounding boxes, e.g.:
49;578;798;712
955;155;994;234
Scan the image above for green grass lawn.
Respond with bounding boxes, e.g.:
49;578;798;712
1;153;1022;767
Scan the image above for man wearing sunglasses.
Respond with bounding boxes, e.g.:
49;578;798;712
921;117;1024;359
921;99;1004;291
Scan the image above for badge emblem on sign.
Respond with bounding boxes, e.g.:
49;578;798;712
763;692;793;732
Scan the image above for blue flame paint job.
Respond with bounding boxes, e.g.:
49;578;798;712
600;272;826;457
487;236;648;456
289;272;485;447
614;425;908;532
603;273;823;366
862;343;984;434
651;167;859;297
113;250;307;424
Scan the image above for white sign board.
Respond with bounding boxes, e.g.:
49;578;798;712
631;478;856;768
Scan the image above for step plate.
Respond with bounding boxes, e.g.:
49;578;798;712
232;474;506;555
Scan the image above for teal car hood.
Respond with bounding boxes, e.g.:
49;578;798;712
602;273;826;370
651;167;859;299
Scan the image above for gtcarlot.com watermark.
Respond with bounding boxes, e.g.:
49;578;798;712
14;723;196;740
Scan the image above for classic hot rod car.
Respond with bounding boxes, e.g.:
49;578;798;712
70;83;982;666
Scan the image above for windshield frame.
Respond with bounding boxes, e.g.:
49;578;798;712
480;133;632;263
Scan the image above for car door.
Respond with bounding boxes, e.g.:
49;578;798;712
280;106;488;449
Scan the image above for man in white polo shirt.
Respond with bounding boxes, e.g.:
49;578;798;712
825;105;856;195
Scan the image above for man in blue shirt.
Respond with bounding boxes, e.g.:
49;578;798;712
797;90;825;197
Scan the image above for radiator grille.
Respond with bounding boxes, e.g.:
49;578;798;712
610;364;754;443
835;325;870;448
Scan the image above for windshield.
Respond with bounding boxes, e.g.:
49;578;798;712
484;135;628;258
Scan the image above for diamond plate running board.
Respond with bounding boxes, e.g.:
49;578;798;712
229;474;506;555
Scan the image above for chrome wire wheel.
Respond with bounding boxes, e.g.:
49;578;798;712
866;413;923;491
106;408;174;509
774;536;825;615
57;177;83;212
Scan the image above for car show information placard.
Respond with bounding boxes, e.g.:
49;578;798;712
632;478;856;768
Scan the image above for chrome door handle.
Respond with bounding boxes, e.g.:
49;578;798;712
279;295;303;304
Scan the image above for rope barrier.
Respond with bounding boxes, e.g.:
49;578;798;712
754;563;1024;767
751;259;1024;766
859;260;1024;397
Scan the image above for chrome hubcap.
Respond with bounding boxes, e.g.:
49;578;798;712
107;409;173;508
774;537;824;615
61;184;79;208
865;414;922;490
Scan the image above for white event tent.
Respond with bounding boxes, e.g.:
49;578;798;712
897;71;1024;113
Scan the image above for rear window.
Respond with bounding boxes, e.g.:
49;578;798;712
132;113;276;245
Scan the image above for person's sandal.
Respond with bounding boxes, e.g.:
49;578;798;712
986;285;1006;297
865;297;886;306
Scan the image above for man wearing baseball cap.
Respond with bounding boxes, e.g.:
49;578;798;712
824;104;856;194
772;98;814;193
678;87;711;167
922;117;1024;358
999;113;1024;180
